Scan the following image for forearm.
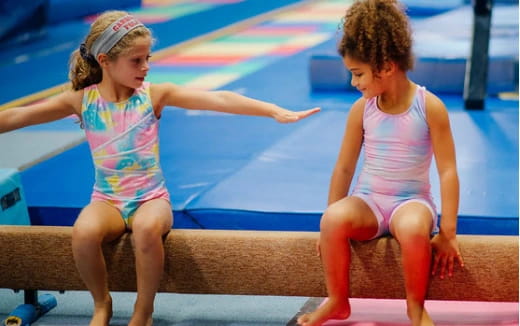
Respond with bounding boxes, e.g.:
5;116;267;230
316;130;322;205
328;167;354;205
205;91;279;118
438;168;459;237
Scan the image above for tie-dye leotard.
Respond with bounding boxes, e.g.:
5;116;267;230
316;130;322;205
81;82;169;223
351;85;438;238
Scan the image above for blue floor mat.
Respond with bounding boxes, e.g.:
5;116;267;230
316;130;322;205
0;0;301;104
203;39;519;235
10;0;519;236
21;48;519;235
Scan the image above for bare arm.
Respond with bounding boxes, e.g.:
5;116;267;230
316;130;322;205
151;83;320;123
314;99;364;256
426;91;464;278
328;99;364;205
0;90;81;133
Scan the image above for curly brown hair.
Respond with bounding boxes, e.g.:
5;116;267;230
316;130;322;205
337;0;414;73
69;11;152;90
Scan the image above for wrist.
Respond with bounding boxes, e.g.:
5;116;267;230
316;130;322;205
270;104;282;118
439;226;457;239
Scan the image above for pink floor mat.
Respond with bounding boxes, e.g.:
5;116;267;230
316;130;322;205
320;298;519;326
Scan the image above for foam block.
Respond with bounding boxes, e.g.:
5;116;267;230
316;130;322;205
0;169;30;225
402;0;464;16
309;53;519;95
411;56;518;95
309;54;350;91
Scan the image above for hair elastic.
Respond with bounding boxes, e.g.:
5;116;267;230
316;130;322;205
90;15;144;62
79;43;97;65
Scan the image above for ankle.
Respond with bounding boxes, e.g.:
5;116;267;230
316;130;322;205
93;295;112;309
406;300;425;321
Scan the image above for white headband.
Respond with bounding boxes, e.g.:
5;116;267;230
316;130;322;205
90;15;144;61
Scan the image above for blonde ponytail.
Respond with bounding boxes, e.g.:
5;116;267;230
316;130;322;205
69;48;102;90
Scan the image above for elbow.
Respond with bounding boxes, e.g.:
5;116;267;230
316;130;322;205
214;90;234;103
333;165;355;181
0;112;16;134
439;167;459;184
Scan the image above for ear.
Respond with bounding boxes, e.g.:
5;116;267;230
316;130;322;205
97;53;110;68
382;61;397;76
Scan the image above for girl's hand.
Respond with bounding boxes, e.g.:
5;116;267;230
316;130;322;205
431;233;464;279
273;107;320;123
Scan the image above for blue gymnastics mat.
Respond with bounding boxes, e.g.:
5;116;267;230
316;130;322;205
20;41;519;235
21;97;519;235
0;0;301;105
10;0;519;236
181;42;519;235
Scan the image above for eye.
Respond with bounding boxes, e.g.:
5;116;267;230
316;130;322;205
132;55;151;65
353;73;363;77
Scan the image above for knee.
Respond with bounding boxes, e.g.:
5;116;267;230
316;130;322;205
71;223;104;250
320;203;362;236
131;219;164;249
393;219;431;246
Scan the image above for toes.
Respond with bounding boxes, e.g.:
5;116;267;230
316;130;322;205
297;314;310;325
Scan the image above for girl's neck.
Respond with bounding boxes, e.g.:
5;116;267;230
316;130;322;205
377;75;415;114
97;79;136;103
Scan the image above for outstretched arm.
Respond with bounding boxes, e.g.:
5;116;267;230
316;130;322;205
426;92;464;279
151;83;320;123
0;90;81;133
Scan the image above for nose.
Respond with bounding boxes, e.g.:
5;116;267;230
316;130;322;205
142;61;150;72
350;73;356;87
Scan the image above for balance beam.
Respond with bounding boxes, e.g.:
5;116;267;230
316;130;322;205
0;226;516;301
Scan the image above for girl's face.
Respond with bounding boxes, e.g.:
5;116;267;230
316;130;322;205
107;36;152;89
343;55;384;98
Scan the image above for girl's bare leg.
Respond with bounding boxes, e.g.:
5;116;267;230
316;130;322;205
128;198;173;326
390;202;435;326
72;201;126;326
298;196;378;326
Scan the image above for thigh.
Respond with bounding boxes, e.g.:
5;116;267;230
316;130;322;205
73;201;127;243
323;196;380;241
129;198;173;235
389;200;435;240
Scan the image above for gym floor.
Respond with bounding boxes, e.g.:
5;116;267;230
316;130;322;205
0;0;518;325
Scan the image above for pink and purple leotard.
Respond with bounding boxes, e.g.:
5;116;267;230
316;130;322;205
351;86;438;238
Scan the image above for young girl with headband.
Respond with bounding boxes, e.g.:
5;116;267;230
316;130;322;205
298;1;463;325
0;11;319;326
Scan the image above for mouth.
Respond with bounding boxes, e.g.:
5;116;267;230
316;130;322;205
136;76;146;81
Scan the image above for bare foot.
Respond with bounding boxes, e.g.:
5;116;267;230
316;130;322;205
89;296;112;326
297;298;351;326
128;313;153;326
407;303;435;326
420;309;435;326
